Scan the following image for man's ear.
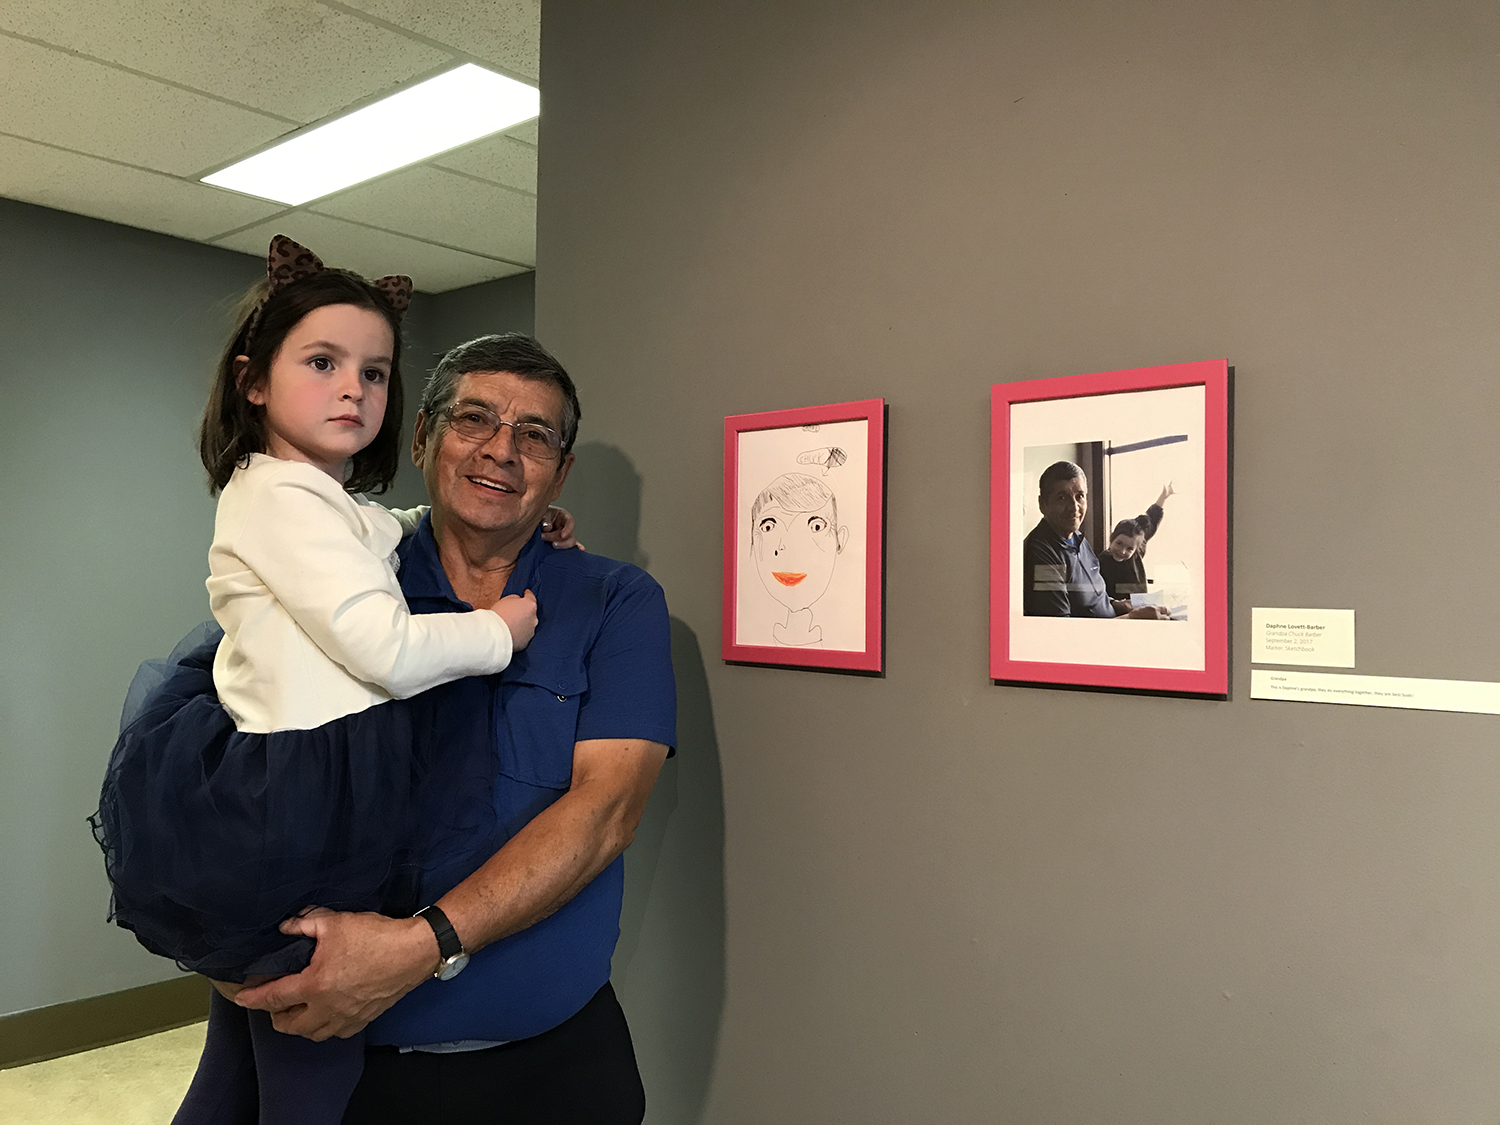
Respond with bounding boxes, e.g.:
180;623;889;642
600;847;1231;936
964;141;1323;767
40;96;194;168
836;525;850;553
412;411;431;468
547;452;575;504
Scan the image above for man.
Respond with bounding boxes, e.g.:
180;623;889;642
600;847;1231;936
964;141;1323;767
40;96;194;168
236;334;676;1122
1022;460;1170;620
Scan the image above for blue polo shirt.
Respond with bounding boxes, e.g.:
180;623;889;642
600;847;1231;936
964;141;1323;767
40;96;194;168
366;516;676;1046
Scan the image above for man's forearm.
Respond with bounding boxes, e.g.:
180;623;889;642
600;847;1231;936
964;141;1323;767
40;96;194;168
436;739;668;954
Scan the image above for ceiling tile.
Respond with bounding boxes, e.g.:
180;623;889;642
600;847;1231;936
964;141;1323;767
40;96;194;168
432;134;537;194
0;35;285;176
0;135;283;241
212;213;523;293
0;0;453;123
333;0;540;81
505;119;540;146
312;167;535;265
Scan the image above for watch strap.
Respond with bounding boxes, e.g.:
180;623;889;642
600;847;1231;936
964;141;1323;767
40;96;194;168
415;904;464;962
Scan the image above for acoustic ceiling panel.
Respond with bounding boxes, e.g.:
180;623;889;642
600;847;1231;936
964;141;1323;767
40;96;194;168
0;0;450;123
213;211;525;294
333;0;541;81
0;134;283;241
0;34;285;176
311;165;536;266
432;133;538;195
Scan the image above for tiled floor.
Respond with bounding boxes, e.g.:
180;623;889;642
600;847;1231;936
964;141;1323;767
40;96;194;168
0;1022;205;1124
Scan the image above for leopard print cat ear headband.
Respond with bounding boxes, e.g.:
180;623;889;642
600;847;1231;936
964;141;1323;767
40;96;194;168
243;234;414;348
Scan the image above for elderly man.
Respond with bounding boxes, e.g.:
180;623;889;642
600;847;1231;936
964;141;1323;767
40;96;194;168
1022;460;1171;620
235;334;676;1122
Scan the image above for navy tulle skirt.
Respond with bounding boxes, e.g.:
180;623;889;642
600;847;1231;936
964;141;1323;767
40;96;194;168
92;625;503;982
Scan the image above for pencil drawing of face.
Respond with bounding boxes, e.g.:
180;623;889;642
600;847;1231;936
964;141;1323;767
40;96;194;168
750;473;849;615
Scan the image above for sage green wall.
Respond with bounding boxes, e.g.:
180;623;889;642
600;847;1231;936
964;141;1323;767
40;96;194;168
535;2;1500;1121
0;197;533;1016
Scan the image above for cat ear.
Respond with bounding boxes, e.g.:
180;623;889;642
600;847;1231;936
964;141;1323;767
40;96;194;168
372;274;414;319
266;235;326;294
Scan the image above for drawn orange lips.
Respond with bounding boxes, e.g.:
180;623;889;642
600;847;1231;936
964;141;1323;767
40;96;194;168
772;572;807;586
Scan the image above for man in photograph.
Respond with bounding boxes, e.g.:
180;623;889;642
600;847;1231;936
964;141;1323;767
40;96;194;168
1022;460;1171;620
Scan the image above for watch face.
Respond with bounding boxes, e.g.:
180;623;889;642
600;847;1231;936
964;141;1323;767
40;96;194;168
437;951;470;981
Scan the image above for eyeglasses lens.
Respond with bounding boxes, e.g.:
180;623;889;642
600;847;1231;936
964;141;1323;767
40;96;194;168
448;408;561;458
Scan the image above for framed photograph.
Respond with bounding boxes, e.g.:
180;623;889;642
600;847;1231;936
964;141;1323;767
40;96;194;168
723;399;886;672
990;360;1229;697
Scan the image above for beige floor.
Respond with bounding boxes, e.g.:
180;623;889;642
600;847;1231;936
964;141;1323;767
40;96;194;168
0;1022;206;1124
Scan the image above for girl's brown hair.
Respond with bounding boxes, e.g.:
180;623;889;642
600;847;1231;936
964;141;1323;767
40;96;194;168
198;270;405;495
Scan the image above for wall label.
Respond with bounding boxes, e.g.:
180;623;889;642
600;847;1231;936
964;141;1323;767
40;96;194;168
1250;670;1500;716
1251;607;1355;667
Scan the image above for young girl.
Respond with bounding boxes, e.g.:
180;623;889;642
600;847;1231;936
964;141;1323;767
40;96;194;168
93;236;576;1125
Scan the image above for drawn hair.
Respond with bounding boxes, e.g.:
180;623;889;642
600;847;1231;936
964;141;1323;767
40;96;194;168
420;333;580;453
750;472;838;537
199;270;405;495
1038;460;1086;498
1110;518;1142;541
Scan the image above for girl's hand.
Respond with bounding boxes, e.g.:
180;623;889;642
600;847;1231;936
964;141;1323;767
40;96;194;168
492;589;538;650
540;506;582;550
1156;481;1175;507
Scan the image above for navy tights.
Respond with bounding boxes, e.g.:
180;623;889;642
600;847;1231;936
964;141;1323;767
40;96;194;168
172;988;365;1125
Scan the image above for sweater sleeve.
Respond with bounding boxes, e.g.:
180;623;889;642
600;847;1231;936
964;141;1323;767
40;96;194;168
1138;503;1164;541
230;473;512;697
1022;534;1074;617
384;504;430;537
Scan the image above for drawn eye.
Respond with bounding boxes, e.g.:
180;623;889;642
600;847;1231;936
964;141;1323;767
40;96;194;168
758;517;777;534
807;516;828;533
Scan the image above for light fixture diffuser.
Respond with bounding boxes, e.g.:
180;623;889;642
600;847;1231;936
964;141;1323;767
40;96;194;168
203;64;539;206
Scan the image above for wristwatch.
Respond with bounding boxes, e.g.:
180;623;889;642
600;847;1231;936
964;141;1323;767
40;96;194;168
415;905;470;981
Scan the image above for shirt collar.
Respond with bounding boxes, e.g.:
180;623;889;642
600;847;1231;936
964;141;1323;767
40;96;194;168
397;512;549;607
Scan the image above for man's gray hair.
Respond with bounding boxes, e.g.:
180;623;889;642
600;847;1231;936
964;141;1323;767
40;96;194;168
420;333;581;453
1038;460;1086;498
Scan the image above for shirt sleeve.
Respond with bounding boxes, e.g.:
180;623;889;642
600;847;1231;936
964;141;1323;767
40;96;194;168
383;504;430;537
575;572;677;750
230;473;513;697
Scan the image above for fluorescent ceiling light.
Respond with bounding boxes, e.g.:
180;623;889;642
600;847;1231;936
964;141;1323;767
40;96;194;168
203;64;539;206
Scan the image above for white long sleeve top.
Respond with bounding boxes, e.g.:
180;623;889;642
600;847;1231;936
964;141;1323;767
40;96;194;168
207;454;513;733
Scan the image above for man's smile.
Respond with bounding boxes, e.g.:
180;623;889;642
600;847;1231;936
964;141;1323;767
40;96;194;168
467;474;518;494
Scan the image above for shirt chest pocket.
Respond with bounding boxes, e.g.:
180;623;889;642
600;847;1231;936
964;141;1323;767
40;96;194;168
496;655;588;790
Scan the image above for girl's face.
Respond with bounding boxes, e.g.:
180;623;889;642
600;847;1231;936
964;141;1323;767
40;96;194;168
1107;533;1137;561
244;303;394;480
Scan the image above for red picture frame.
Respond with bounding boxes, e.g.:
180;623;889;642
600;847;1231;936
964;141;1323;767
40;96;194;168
990;360;1229;697
723;399;886;672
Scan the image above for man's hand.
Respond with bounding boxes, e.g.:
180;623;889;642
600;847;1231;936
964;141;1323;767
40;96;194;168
233;908;437;1041
1124;605;1172;620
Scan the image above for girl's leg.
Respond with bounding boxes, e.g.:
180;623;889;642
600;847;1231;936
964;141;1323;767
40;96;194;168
172;988;258;1125
245;1011;365;1125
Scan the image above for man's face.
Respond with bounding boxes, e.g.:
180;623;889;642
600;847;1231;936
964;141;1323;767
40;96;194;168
413;370;573;541
1039;474;1087;539
751;501;846;612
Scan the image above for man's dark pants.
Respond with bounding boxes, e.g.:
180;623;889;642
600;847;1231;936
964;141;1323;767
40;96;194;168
341;983;645;1124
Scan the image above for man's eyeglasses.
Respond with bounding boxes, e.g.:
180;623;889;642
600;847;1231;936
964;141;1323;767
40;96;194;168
441;402;565;460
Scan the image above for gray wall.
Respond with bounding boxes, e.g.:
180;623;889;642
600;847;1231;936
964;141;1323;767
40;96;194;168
0;196;534;1015
536;2;1500;1121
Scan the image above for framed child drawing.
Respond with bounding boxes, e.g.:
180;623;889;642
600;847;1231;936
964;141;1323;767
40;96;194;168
990;360;1230;697
723;399;886;672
